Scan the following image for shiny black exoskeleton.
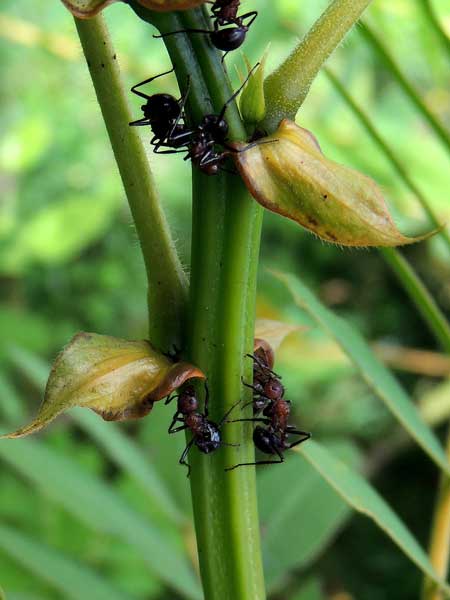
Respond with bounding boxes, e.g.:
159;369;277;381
129;68;193;153
166;384;239;476
154;1;257;59
181;62;262;176
226;353;310;470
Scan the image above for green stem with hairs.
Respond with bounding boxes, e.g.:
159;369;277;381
128;4;265;599
262;0;374;132
75;15;188;351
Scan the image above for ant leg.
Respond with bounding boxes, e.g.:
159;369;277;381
164;393;179;406
203;381;210;417
130;67;174;99
179;438;195;477
286;428;311;449
246;353;281;379
168;412;184;433
154;29;211;40
218;397;245;427
153;146;189;155
169;422;188;434
239;11;258;28
129;117;152;127
218;62;260;120
225;446;284;471
227;417;271;425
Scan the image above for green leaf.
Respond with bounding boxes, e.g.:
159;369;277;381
234;120;434;246
0;439;201;599
73;409;185;525
297;440;450;596
260;441;360;590
1;332;205;437
274;270;450;476
0;525;133;600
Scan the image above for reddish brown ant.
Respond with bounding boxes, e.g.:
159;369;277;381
166;383;240;476
226;347;310;470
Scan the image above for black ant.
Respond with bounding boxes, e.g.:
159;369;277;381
129;68;193;153
225;352;310;470
165;383;240;476
154;1;257;59
158;63;267;176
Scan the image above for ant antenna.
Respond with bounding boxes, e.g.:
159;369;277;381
130;67;175;100
218;62;260;120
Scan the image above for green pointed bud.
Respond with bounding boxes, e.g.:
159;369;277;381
239;50;269;126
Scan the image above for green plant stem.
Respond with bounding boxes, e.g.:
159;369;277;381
380;248;450;355
262;0;374;132
359;22;450;155
324;67;450;252
74;15;187;351
127;5;265;599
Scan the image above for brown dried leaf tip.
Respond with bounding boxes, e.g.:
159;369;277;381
1;332;205;438
61;0;206;18
234;119;438;247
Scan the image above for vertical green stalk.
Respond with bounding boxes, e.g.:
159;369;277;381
128;4;265;598
75;15;188;351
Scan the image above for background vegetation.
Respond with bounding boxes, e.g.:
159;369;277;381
0;0;449;598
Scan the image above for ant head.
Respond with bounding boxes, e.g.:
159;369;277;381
200;115;229;140
263;378;284;400
144;93;180;120
211;27;247;52
178;385;199;414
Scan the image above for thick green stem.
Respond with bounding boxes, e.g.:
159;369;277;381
127;5;265;599
359;22;450;155
75;16;188;351
262;0;374;132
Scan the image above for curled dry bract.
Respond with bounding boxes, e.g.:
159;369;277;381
1;332;205;438
61;0;205;18
234;119;436;247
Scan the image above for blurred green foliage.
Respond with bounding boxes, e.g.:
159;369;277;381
0;0;449;598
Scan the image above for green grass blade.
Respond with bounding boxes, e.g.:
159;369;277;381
7;346;184;526
0;524;134;600
359;22;450;154
0;370;25;423
0;439;201;599
297;440;450;596
274;270;450;475
260;441;360;590
323;67;450;251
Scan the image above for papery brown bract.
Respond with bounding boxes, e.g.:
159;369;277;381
1;332;205;438
234;119;436;247
61;0;206;18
